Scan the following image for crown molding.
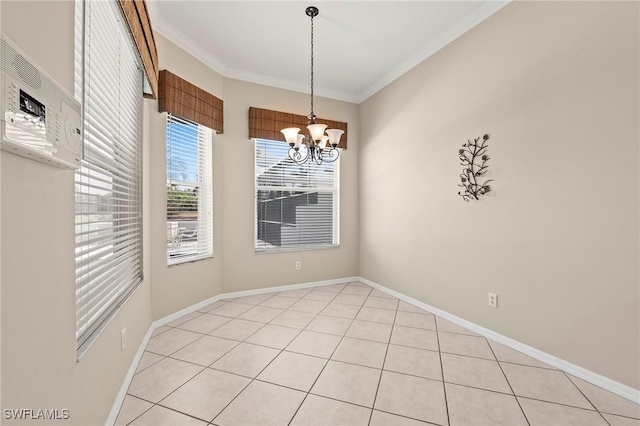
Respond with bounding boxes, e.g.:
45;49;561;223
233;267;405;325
149;0;511;105
147;1;227;75
354;0;511;103
151;14;358;102
223;66;359;104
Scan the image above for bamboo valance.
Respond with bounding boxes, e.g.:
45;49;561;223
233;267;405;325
117;0;158;99
248;107;348;149
158;70;224;133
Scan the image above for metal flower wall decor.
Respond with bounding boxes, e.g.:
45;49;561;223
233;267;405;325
458;134;493;202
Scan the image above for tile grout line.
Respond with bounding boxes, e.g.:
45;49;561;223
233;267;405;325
201;371;446;426
514;395;627;416
367;301;398;425
124;319;239;424
372;408;444;426
122;391;209;425
139;283;613;425
131;353;164;376
434;316;451;426
210;288;329;426
123;287;333;425
287;281;373;425
438;381;526;399
120;398;154;426
121;283;639;425
208;285;349;425
282;287;349;425
125;299;280;425
482;353;628;417
596;412;640;422
436;348;548;367
268;349;604;409
601;410;640;421
143;287;420;424
486;337;531;426
144;323;269;424
136;303;576;424
562;370;613;425
169;309;498;341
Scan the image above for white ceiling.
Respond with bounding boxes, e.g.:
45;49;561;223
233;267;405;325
147;1;509;103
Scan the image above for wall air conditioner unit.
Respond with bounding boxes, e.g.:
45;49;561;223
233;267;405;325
1;36;82;169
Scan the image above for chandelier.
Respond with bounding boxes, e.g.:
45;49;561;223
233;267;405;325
281;6;344;165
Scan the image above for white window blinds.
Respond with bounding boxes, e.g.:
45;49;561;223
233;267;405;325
166;114;213;264
255;139;339;252
74;0;143;353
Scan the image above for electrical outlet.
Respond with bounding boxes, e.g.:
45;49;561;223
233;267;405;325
488;293;498;308
295;261;302;271
121;328;127;350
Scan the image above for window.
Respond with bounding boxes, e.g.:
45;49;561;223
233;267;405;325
255;139;339;252
74;0;143;354
166;114;213;264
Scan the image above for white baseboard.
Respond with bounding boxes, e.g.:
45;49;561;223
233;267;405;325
152;276;359;329
106;274;638;425
105;325;155;426
358;276;640;405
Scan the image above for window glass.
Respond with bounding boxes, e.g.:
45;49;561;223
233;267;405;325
255;139;339;252
166;114;213;265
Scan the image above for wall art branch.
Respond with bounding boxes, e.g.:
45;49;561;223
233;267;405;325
458;134;493;202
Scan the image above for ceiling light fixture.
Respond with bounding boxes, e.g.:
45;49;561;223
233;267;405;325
281;6;343;165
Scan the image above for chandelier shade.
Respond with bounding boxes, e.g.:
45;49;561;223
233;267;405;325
307;123;328;142
281;127;300;145
326;129;345;147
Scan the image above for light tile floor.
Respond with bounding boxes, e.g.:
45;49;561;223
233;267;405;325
116;282;640;426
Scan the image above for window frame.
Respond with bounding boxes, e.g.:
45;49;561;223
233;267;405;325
253;138;340;254
166;113;214;266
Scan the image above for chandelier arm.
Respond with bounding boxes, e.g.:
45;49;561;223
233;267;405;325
319;147;340;163
289;147;310;165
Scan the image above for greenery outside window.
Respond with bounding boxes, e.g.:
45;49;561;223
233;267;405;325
166;114;213;264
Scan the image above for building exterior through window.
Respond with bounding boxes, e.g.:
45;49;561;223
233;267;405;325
255;139;339;252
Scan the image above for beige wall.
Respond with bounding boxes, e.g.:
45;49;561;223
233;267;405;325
150;35;359;319
149;35;224;320
219;77;359;292
359;1;639;389
0;1;153;425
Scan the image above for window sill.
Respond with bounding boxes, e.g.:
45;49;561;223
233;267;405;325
168;254;213;267
255;244;340;255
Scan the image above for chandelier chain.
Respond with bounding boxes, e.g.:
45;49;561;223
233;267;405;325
310;11;314;118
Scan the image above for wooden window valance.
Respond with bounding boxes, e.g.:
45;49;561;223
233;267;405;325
248;107;348;149
158;70;224;133
117;0;159;99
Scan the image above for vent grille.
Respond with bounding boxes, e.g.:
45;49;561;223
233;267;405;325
12;53;42;90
